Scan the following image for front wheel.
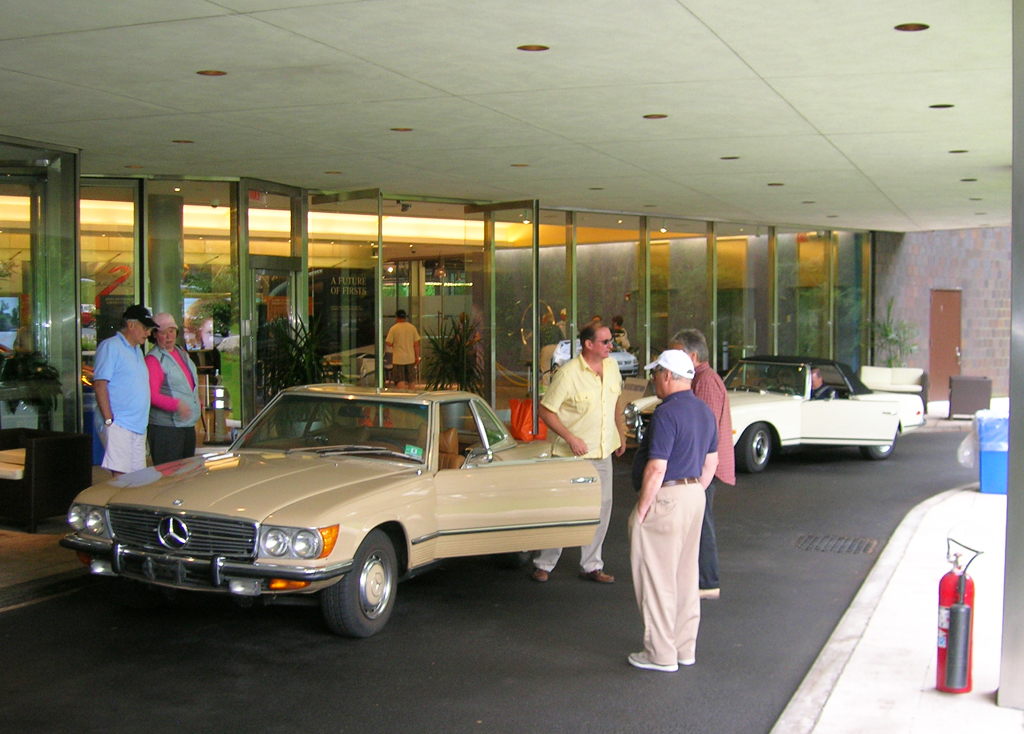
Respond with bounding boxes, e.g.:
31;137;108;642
321;529;397;637
860;432;897;461
736;422;773;473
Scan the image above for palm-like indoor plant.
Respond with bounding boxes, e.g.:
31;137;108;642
423;314;484;395
259;318;326;399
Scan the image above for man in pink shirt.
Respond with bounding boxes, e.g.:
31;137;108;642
146;312;201;465
670;329;736;599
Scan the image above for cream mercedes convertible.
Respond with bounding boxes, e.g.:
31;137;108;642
61;387;600;637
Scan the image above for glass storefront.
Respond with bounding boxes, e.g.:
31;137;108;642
651;218;710;361
716;223;771;370
777;229;831;358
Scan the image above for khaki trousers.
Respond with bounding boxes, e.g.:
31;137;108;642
628;483;705;666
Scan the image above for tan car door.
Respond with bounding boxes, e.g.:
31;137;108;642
431;399;600;558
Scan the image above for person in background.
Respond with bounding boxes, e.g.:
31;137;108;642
533;322;626;584
146;312;200;465
811;367;837;400
628;350;718;672
94;304;157;476
670;329;735;600
611;315;630;351
556;308;568;340
385;309;421;389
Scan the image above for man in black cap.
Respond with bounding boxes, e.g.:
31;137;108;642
93;305;157;475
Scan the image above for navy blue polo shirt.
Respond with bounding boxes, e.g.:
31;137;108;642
632;390;718;490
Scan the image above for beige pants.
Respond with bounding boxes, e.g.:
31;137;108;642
628;482;705;666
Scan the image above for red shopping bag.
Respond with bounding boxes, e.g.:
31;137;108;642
509;398;547;441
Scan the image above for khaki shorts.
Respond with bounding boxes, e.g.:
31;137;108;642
392;363;416;383
101;422;148;474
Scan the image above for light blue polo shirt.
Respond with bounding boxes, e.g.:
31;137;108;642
93;331;151;434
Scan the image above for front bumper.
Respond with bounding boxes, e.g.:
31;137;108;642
61;534;352;595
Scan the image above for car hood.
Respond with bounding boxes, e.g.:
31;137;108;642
74;451;419;521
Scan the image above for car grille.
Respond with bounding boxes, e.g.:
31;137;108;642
108;506;257;559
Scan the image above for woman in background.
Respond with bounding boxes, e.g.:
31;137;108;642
146;312;201;465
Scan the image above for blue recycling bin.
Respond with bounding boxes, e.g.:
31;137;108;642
977;412;1008;495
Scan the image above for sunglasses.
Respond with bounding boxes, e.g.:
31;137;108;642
596;338;614;345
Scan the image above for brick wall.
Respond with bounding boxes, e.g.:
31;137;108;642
874;228;1011;397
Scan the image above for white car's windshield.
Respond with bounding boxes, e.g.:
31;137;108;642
236;395;428;462
724;362;807;397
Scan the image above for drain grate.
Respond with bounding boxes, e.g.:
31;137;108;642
795;534;878;555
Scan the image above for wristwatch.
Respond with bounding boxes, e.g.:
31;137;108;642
104;418;113;426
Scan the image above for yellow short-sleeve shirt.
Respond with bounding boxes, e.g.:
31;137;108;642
541;353;622;459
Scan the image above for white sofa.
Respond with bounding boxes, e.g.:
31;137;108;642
859;365;926;394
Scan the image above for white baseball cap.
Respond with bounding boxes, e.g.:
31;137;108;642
643;349;695;379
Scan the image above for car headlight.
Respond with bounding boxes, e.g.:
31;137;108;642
291;530;322;559
624;403;640;429
85;508;107;536
263;528;291;557
68;504;86;531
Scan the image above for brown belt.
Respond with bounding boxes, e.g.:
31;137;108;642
662;478;701;487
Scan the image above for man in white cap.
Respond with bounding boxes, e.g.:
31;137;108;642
145;312;201;465
628;350;719;672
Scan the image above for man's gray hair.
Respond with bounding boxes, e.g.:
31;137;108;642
669;328;709;363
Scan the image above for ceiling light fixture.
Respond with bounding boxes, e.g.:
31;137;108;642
976;212;987;216
827;215;839;218
517;44;549;51
643;114;668;119
767;182;784;187
643;204;657;208
390;127;413;132
969;197;983;201
894;23;929;32
802;200;815;204
325;170;343;175
174;187;181;192
590;187;604;190
660;227;667;233
929;103;954;109
511;163;529;167
961;178;978;182
196;70;227;76
125;165;143;169
720;156;740;160
949;150;969;154
172;140;194;144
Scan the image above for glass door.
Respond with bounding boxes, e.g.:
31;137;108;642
251;259;297;411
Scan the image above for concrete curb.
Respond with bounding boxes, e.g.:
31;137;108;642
770;483;980;734
0;568;94;614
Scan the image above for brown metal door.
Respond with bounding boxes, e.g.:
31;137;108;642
929;290;962;402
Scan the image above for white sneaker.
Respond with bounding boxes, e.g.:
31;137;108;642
678;657;696;666
699;588;720;600
628;652;678;672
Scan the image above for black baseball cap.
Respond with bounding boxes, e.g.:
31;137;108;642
395;309;408;318
123;304;158;329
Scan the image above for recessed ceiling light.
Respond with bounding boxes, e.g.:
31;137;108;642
802;200;816;204
196;70;227;76
617;220;623;224
125;165;143;169
827;215;839;218
390;127;413;132
643;114;668;119
523;219;531;224
961;178;977;182
660;227;667;233
589;187;604;190
172;139;194;144
949;150;969;154
976;212;987;216
517;44;549;52
325;170;343;175
720;156;740;160
767;182;784;187
173;187;181;192
643;204;657;208
511;163;529;167
929;104;954;109
895;23;929;32
969;197;983;201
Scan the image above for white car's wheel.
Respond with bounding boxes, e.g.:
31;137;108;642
321;529;397;637
736;422;773;473
860;432;897;461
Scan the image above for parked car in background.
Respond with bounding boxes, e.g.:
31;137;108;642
62;386;601;637
551;339;639;377
624;356;925;473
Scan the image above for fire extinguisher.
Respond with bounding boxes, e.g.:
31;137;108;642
937;538;982;693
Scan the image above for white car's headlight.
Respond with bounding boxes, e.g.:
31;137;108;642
291;530;322;559
85;508;107;536
68;504;86;531
624;403;640;429
260;525;336;561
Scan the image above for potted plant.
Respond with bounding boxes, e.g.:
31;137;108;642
423;314;483;394
872;297;919;367
260;318;326;399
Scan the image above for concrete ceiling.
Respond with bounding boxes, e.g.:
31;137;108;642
0;0;1010;232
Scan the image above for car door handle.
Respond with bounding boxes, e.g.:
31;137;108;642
570;476;597;483
882;410;898;415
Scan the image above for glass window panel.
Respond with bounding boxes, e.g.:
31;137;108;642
248;193;293;256
715;223;770;368
538;209;567;386
80;184;136;348
777;229;830;357
575;213;640;358
835;231;870;370
490;206;535;409
652;218;708;356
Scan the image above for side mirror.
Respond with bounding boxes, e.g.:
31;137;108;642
465;446;494;465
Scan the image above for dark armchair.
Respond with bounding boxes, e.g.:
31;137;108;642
0;428;92;533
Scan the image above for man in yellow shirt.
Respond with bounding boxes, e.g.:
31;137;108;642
533;322;626;583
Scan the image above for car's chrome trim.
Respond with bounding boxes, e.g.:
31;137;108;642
60;533;353;584
410;518;600;546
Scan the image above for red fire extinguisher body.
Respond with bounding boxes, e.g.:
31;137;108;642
937;569;975;693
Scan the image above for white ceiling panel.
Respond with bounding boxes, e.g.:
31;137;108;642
0;0;229;41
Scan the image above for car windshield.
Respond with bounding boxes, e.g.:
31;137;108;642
724;362;807;397
235;395;429;462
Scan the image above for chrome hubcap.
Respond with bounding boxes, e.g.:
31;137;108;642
359;552;392;619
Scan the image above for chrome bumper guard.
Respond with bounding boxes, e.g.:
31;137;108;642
60;534;352;592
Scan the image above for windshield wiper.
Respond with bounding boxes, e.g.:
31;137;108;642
303;445;423;462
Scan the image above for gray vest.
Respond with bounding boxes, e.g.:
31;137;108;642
148;346;201;428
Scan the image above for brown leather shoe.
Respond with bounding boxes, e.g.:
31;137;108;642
531;567;549;582
580;569;615;584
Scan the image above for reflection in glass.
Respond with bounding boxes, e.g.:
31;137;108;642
834;231;870;370
716;223;769;369
652;219;708;357
777;230;829;358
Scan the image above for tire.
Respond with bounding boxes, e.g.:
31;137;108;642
736;422;773;473
493;551;533;569
861;432;897;461
321;529;397;638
